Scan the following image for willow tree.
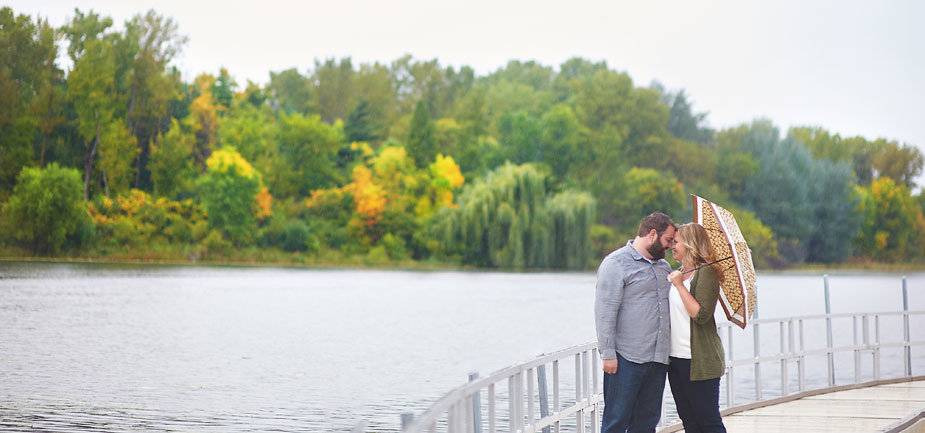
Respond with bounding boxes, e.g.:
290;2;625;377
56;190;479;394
438;162;596;269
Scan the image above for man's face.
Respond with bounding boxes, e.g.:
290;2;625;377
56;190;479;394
647;226;676;260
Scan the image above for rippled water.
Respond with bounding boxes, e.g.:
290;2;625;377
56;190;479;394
0;262;922;432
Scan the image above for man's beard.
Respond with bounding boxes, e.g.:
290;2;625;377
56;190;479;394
647;240;666;260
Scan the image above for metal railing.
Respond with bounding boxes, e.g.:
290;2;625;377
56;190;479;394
391;275;921;433
399;342;602;433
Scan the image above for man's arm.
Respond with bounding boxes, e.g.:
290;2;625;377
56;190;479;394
595;257;625;373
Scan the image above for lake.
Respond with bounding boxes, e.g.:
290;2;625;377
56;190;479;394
0;262;922;432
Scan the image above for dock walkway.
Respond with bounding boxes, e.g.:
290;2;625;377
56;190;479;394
661;377;925;433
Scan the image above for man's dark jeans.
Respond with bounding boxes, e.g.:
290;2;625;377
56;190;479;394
667;357;726;433
601;352;668;433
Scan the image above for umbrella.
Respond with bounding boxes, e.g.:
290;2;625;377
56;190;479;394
692;194;757;329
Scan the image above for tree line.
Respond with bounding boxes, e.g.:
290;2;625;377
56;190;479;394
2;6;924;269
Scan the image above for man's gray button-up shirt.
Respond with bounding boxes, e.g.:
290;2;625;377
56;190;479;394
594;240;672;365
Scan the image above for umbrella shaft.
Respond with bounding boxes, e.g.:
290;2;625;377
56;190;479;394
682;256;733;274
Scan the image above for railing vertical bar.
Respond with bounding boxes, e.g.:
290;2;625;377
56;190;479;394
488;383;496;433
401;412;414;432
753;319;761;400
874;315;881;380
592;355;599;395
458;400;467;433
825;274;835;387
788;319;795;396
780;321;787;396
527;367;535;430
469;372;481;433
508;377;515;433
447;403;456;433
537;364;550;433
853;315;861;383
726;326;734;408
517;370;525;432
553;360;560;433
591;354;599;433
863;315;871;382
575;353;583;433
798;319;805;392
582;351;590;400
903;276;911;377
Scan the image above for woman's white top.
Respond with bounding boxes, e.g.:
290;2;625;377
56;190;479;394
669;273;694;359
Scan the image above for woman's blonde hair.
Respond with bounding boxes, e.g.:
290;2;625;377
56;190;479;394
678;222;725;285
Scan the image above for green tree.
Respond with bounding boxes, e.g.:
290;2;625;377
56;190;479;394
267;68;312;114
0;8;59;197
275;111;344;197
66;38;118;198
197;147;262;245
612;167;686;236
494;111;542;166
436;163;596;269
539;104;589;181
149;118;195;198
854;177;925;261
3;163;90;254
344;97;381;143
312;57;355;123
407;100;437;168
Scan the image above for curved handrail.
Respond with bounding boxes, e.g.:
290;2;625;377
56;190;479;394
396;309;923;433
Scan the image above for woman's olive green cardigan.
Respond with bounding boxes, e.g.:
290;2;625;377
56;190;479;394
687;265;726;381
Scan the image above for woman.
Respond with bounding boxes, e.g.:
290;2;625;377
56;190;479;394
666;223;727;432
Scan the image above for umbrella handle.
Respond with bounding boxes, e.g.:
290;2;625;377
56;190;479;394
681;256;733;274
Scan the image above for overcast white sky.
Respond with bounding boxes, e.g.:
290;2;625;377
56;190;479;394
8;0;925;188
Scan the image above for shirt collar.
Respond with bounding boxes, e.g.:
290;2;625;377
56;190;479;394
626;240;654;264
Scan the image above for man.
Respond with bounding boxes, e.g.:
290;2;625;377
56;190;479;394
595;212;678;433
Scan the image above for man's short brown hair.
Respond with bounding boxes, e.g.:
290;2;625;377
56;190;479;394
636;212;678;237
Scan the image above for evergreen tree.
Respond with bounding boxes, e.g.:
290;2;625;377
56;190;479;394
344;97;380;143
407;100;437;168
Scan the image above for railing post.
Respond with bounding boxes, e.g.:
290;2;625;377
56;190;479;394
753;307;761;401
798;319;805;392
853;315;860;383
508;376;516;433
575;353;584;433
863;315;871;381
469;372;482;433
401;412;414;432
553;360;560;433
527;368;535;430
874;315;881;380
488;383;496;433
780;321;788;396
591;354;599;433
825;274;835;387
726;326;734;408
537;364;551;433
903;276;911;377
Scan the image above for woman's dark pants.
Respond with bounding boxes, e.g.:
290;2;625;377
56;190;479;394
667;357;726;433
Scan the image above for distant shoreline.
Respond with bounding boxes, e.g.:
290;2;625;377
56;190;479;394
3;255;925;274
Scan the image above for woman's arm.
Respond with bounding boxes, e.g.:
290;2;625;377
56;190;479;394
690;266;721;324
667;270;701;317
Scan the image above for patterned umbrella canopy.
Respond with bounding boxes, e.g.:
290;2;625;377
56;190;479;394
692;194;757;329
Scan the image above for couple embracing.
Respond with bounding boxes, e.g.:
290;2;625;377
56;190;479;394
594;212;727;433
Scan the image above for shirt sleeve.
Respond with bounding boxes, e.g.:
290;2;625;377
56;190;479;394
692;266;720;325
595;257;625;359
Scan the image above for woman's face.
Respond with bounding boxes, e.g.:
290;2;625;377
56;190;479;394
671;232;688;263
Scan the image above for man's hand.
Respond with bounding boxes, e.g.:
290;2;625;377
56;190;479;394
602;358;618;374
